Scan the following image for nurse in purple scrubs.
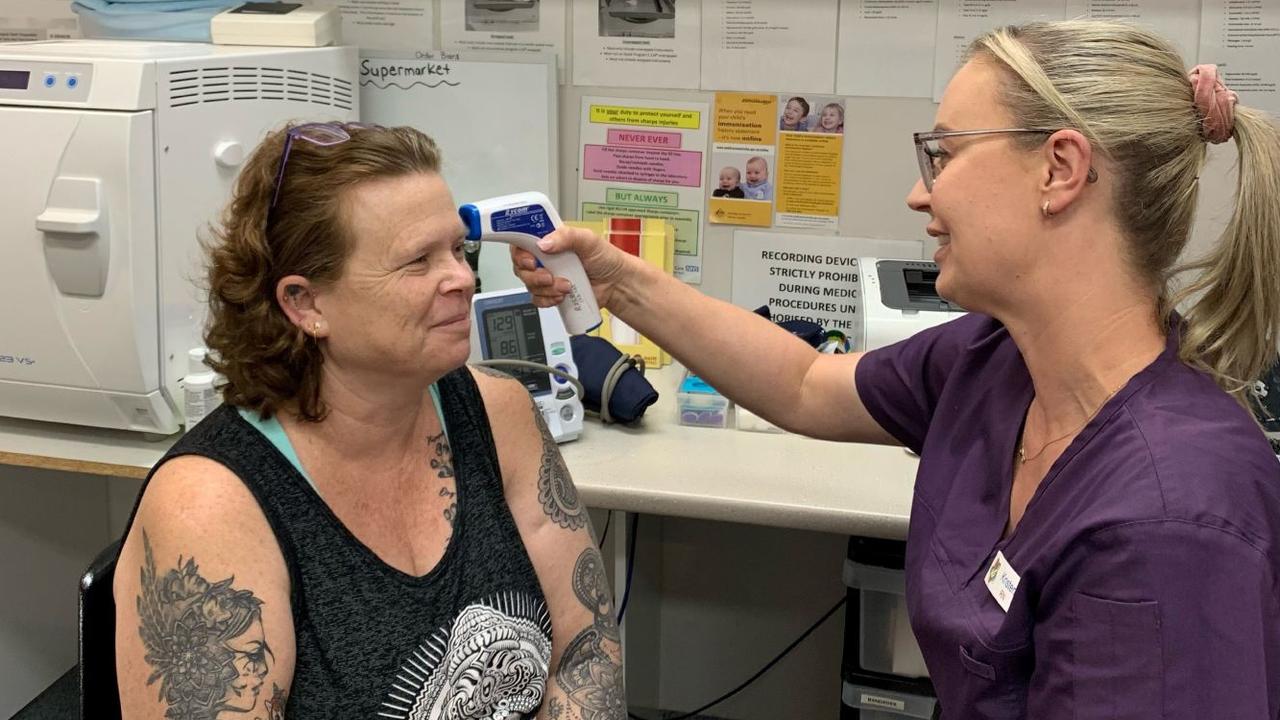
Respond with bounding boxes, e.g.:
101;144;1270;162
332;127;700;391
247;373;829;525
514;19;1280;719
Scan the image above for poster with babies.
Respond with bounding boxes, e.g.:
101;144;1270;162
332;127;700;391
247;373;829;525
709;92;845;230
774;93;845;231
708;93;777;227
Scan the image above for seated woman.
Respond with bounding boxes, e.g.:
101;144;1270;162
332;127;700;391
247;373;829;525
112;122;625;720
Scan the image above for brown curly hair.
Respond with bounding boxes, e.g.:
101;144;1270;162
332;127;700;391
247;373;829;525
202;122;441;421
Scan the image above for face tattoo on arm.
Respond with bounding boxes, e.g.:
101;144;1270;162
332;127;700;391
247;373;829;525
532;396;588;532
557;549;626;720
135;530;284;720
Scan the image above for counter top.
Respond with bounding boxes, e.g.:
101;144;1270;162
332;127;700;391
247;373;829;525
0;366;918;539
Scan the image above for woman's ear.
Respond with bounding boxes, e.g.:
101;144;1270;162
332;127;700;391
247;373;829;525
275;276;327;337
1040;128;1095;215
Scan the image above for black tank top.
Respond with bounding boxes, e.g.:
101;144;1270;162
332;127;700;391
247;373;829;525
122;368;553;719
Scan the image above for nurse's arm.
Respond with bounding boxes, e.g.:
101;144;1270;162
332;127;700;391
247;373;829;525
476;367;626;720
1031;521;1278;719
515;229;899;444
603;258;898;444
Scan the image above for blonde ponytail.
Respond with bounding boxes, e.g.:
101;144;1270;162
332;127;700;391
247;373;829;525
1173;107;1280;405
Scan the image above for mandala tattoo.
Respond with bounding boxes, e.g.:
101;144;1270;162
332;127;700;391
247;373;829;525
533;398;587;531
135;530;275;720
556;549;625;720
548;696;564;719
428;431;457;528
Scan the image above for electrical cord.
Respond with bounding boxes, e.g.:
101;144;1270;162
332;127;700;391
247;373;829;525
473;359;585;400
473;355;646;424
615;513;639;624
626;594;848;720
597;510;612;550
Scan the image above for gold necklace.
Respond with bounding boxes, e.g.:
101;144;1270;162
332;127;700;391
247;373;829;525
1017;387;1121;464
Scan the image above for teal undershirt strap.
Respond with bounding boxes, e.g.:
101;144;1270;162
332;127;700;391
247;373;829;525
237;383;448;491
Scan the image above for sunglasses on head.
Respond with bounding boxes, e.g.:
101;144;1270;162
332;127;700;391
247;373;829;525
270;122;383;210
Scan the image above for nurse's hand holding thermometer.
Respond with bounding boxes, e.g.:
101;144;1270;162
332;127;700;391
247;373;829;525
459;192;623;335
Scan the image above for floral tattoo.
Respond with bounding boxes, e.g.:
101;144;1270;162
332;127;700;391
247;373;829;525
556;549;625;719
135;530;282;719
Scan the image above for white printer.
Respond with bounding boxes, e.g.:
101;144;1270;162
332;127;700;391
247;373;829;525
0;40;358;434
859;258;964;350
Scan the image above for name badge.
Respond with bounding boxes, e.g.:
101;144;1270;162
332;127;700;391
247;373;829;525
984;550;1021;612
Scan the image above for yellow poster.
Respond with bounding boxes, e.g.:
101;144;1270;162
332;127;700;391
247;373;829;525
708;93;777;228
774;95;846;230
712;93;777;145
776;132;843;223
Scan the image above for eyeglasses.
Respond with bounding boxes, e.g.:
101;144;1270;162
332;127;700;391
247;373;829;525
269;122;382;211
912;128;1097;191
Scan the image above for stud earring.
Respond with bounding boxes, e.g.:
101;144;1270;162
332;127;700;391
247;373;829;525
1041;200;1053;217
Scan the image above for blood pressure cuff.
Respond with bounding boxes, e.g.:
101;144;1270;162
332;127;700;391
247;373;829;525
753;305;826;347
569;335;658;424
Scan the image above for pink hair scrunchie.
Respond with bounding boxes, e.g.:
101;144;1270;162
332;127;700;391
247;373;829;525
1188;64;1239;144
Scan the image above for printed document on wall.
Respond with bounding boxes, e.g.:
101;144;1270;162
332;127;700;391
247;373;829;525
578;97;709;283
573;0;701;89
441;0;567;81
933;0;1065;101
836;0;938;98
709;93;776;228
339;0;434;51
731;231;922;350
0;0;79;42
775;93;845;230
700;0;838;93
1064;0;1200;64
1200;0;1280;116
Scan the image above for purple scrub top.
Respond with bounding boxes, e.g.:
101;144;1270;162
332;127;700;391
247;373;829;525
856;313;1280;719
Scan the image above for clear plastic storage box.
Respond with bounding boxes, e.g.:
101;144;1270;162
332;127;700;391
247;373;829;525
676;370;731;428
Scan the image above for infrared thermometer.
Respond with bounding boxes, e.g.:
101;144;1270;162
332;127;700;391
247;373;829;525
459;192;602;335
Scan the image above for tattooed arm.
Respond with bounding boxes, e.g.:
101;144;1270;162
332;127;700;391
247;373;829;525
114;456;296;720
471;367;627;720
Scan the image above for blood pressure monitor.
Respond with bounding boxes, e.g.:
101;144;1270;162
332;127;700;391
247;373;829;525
469;288;584;443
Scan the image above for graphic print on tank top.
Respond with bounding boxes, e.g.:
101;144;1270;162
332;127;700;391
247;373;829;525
377;592;553;720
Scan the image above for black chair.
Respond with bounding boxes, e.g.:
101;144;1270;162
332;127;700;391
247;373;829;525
79;540;122;720
10;540;120;720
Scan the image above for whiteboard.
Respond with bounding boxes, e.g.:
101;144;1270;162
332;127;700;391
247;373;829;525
358;51;558;291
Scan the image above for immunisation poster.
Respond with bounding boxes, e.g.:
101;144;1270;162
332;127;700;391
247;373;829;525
709;93;777;228
774;93;846;230
440;0;568;82
578;97;709;283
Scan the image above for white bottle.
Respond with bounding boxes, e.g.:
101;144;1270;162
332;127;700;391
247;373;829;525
183;348;223;429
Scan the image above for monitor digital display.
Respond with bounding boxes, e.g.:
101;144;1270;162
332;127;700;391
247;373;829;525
0;70;30;90
482;304;551;395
